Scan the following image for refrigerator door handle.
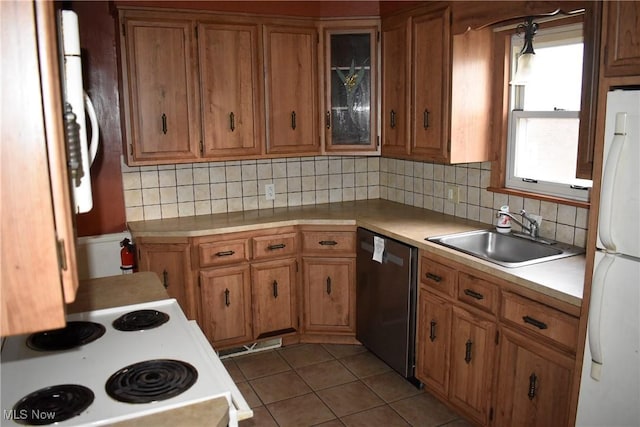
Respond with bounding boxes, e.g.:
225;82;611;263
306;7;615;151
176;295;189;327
588;253;615;381
598;113;628;252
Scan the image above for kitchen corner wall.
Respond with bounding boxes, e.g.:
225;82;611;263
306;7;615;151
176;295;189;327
121;156;588;248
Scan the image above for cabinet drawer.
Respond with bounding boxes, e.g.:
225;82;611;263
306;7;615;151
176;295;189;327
301;231;355;255
252;233;298;260
420;257;456;297
501;292;579;352
198;239;249;268
458;273;498;315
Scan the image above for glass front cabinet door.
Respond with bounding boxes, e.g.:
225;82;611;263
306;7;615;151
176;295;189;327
323;26;379;154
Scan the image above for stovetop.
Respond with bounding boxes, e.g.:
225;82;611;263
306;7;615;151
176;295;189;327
1;299;249;426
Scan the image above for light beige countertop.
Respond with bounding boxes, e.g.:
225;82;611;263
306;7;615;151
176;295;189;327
129;199;586;307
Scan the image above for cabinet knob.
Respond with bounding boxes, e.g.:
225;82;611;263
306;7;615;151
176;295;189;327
273;280;279;298
215;250;235;257
463;288;484;300
390;110;396;129
319;240;338;246
326;276;332;295
162;269;169;289
325;111;331;129
268;243;286;251
528;373;538;400
291;111;297;130
229;112;235;132
464;339;473;364
523;316;548;330
429;320;437;342
425;272;442;283
423;109;430;129
224;288;231;307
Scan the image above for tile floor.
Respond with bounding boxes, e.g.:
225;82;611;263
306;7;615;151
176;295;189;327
222;343;473;427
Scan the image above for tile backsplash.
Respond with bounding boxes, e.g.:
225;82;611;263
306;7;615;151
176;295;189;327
121;156;588;247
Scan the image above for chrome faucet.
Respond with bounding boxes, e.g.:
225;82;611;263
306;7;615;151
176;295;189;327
496;209;540;238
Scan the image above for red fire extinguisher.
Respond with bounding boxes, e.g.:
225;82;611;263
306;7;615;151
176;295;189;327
120;238;137;274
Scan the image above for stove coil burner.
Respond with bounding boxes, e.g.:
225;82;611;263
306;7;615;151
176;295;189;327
26;322;106;351
106;359;198;404
12;384;94;425
112;309;170;331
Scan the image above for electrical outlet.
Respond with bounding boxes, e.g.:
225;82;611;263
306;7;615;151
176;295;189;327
445;184;459;203
265;184;275;201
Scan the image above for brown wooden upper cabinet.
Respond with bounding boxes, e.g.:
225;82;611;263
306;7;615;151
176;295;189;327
198;21;264;159
322;23;379;154
264;25;320;156
382;4;492;164
602;0;640;77
119;15;201;165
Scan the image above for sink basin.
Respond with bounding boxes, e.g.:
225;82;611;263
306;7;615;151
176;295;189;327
426;230;585;268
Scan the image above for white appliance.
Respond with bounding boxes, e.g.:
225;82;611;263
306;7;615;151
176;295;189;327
60;10;99;214
576;89;640;426
0;299;252;426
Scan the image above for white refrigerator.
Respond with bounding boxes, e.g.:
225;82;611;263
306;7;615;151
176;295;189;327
576;90;640;427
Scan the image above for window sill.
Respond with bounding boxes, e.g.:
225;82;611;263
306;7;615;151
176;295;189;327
487;187;590;209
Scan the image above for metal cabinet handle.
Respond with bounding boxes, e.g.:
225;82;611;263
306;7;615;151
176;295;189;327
63;103;82;186
268;243;286;250
523;316;548;330
464;339;473;364
224;288;231;307
229;112;235;132
325;111;331;129
162;269;169;289
528;373;538;400
426;272;442;283
319;240;338;246
291;111;297;130
273;280;279;298
429;320;437;342
390;110;396;129
423;109;430;129
326;277;332;295
464;289;485;300
161;113;167;134
215;250;235;257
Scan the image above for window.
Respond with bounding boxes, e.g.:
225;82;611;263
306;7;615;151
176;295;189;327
506;23;592;202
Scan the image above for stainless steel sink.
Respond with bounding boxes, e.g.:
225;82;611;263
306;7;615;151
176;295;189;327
426;229;585;268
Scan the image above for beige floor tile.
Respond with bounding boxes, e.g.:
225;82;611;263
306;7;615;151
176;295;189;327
278;343;334;368
296;360;357;391
267;393;336;427
440;418;475;427
235;351;291;380
236;381;263;408
239;406;278;427
322;343;367;359
390;393;459;427
339;351;392;378
362;371;423;403
314;419;345;426
341;405;410;427
317;381;385;417
250;371;312;404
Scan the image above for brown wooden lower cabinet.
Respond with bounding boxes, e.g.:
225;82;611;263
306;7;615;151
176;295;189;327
449;306;496;425
302;257;356;334
198;264;253;347
137;240;196;319
250;258;298;339
416;288;451;397
494;328;574;427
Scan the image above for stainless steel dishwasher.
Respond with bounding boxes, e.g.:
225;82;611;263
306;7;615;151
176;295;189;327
356;227;418;383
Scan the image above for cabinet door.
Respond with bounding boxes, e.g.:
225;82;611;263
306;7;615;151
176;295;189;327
199;22;263;158
411;7;450;161
416;289;452;397
494;328;574;427
303;258;355;334
264;25;319;155
251;258;298;338
449;306;496;425
121;17;200;164
324;27;378;153
381;16;409;157
199;264;252;347
603;1;640;77
138;243;195;319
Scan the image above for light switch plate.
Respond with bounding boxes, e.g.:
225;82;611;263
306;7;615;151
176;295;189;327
265;184;275;201
445;184;459;203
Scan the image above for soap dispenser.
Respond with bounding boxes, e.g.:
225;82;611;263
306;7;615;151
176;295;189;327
496;205;511;234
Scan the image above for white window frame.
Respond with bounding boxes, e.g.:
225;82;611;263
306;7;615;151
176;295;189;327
506;23;591;202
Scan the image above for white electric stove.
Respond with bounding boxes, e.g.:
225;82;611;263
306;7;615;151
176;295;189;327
0;299;251;426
